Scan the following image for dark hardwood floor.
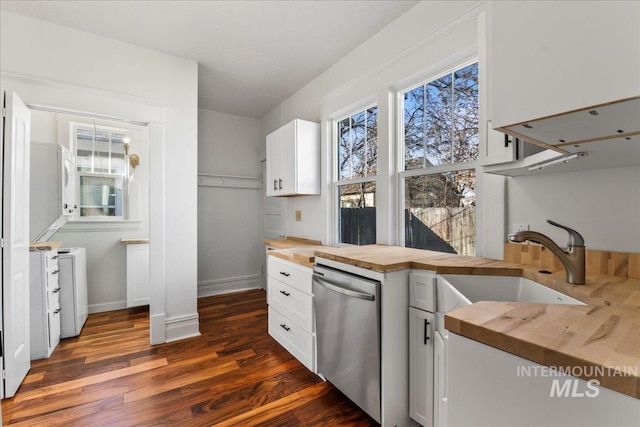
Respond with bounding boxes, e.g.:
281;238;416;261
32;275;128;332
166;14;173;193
2;289;377;426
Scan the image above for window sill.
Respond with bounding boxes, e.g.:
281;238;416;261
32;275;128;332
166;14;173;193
59;219;142;233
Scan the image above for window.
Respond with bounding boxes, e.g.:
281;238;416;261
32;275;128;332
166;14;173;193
75;126;129;218
335;106;378;245
400;62;478;255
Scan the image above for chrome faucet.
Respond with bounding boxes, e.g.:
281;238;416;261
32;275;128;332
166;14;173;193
508;220;586;285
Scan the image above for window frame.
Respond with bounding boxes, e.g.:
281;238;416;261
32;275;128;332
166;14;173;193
332;103;379;246
72;123;132;221
396;59;480;252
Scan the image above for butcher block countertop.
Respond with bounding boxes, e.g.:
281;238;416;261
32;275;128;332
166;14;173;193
264;237;323;269
29;241;62;251
445;302;640;399
265;242;640;399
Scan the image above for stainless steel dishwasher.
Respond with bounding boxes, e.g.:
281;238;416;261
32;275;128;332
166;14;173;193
313;264;381;423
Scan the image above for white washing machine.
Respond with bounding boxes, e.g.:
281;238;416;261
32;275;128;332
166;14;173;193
57;247;89;338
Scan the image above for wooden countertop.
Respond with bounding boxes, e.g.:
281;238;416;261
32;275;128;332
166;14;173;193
29;242;62;252
268;242;640;399
120;238;150;245
263;236;322;250
445;302;640;399
263;237;324;268
313;245;640;309
267;246;323;269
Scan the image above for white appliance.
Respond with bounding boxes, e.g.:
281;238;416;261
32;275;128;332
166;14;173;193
57;247;88;338
30;142;76;242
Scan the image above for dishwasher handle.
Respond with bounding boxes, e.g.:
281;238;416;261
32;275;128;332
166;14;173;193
312;275;375;301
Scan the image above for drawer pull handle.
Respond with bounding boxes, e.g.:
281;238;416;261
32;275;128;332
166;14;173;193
53;288;61;293
54;308;62;314
424;319;430;344
279;271;290;277
52;269;61;275
280;324;290;332
52;255;59;259
279;290;291;296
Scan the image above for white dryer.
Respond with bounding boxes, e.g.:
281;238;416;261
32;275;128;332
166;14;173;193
57;247;89;338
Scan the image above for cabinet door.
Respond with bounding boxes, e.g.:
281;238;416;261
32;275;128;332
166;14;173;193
483;121;515;165
434;331;447;427
265;128;281;197
126;244;150;307
278;120;297;195
489;1;640;128
409;307;434;427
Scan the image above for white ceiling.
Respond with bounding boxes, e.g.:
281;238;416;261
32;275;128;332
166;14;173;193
0;0;419;118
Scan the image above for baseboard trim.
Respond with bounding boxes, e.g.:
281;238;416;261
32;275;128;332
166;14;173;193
165;313;201;343
150;312;166;345
88;300;127;314
198;274;262;298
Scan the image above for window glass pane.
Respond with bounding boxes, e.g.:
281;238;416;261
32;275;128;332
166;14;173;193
350;110;366;178
337;118;351;180
365;107;378;176
453;63;479;163
424;74;452;167
337;107;378;180
404;170;475;256
403;62;478;169
404;86;425;170
79;175;124;217
338;182;376;245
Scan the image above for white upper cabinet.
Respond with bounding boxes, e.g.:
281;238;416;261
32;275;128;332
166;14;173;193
489;1;640;129
266;119;320;197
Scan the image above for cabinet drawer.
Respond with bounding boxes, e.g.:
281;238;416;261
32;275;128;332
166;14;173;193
410;271;436;312
269;278;314;332
47;268;60;292
269;307;315;372
48;310;61;349
268;256;312;294
47;286;60;312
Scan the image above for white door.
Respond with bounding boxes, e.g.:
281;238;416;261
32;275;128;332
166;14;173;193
261;160;287;240
2;90;32;398
62;147;76;216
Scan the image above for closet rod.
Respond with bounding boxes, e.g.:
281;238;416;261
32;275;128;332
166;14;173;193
26;104;149;126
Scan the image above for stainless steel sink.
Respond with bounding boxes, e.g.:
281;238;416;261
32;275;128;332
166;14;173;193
436;274;586;313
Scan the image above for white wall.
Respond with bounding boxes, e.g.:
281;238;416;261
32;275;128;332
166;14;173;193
1;11;200;342
506;165;640;253
260;0;485;246
197;109;263;296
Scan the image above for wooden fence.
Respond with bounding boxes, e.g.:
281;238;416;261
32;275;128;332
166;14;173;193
406;207;475;256
340;207;475;256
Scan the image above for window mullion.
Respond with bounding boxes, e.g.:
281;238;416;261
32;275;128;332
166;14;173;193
364;109;368;178
422;83;427;169
450;71;455;164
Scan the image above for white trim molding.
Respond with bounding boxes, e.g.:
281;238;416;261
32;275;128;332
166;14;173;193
198;274;262;298
165;313;201;343
150;312;166;345
88;300;127;314
197;173;260;189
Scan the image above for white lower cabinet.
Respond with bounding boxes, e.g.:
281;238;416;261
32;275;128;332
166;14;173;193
409;306;435;427
267;256;315;372
447;333;640;426
125;243;150;307
30;249;61;360
433;330;447;427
